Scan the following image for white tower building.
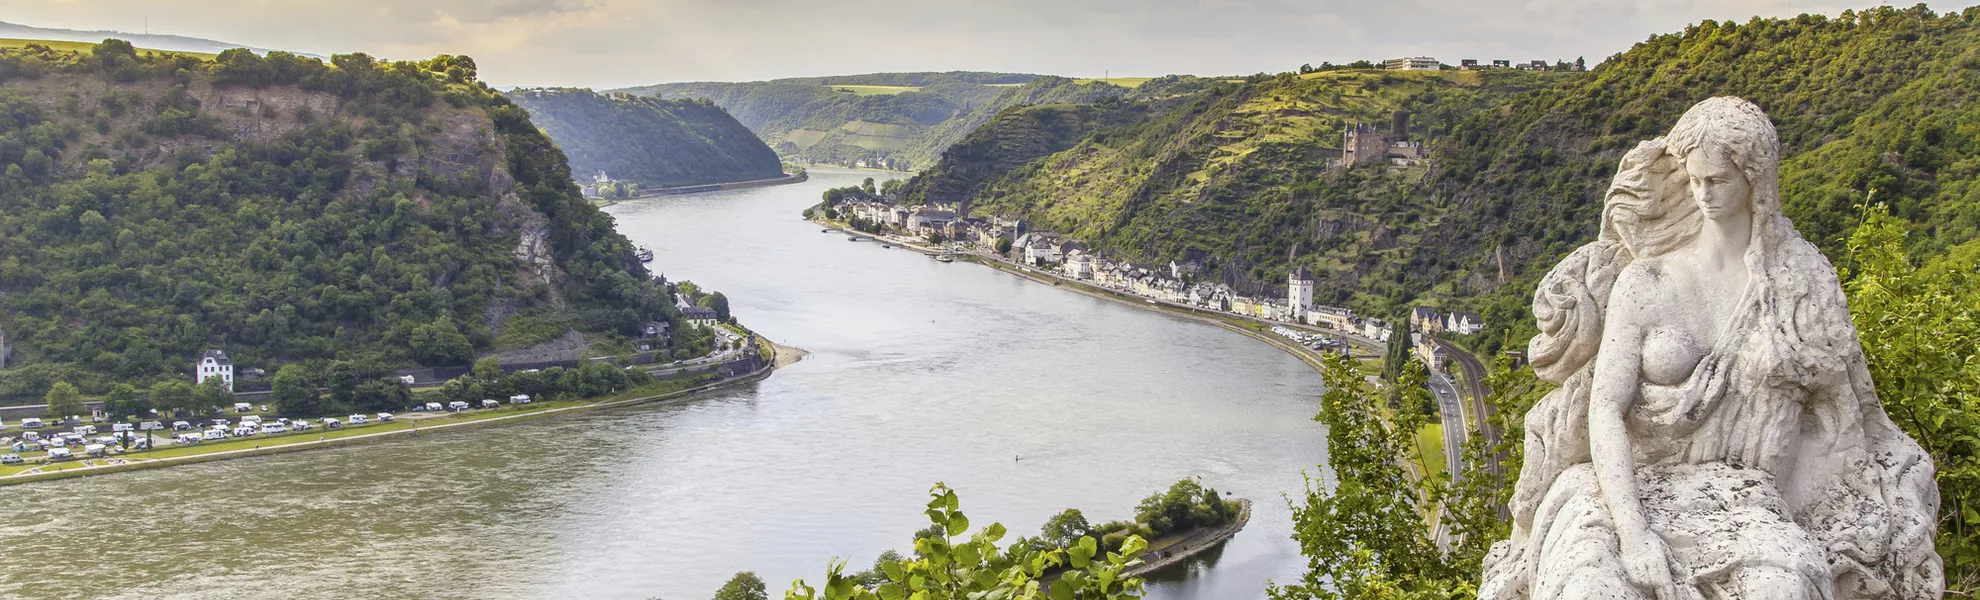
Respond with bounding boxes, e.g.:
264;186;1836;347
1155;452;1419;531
1288;266;1315;319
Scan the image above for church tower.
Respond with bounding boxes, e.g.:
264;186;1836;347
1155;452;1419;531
1288;265;1315;319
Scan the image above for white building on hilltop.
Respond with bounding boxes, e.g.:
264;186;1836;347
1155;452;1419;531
1385;56;1441;71
196;349;234;392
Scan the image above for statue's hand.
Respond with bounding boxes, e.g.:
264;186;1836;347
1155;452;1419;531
1620;530;1681;600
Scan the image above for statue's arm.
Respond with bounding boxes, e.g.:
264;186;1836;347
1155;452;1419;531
1589;311;1648;537
1588;285;1678;595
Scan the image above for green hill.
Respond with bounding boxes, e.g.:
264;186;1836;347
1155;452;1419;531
506;88;783;188
614;72;1149;170
914;5;1980;342
0;41;683;402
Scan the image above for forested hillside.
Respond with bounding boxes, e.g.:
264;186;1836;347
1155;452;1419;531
899;97;1153;207
0;41;680;402
921;5;1980;350
507;88;782;188
614;72;1142;170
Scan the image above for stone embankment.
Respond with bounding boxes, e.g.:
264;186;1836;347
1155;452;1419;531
1124;499;1253;577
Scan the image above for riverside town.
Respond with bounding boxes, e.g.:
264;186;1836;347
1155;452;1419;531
0;4;1974;600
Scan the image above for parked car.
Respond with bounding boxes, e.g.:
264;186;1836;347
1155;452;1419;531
20;418;43;429
425;402;444;412
232;426;257;437
399;375;417;385
233;403;254;413
347;415;368;426
0;454;21;465
172;421;193;431
376;413;394;423
510;394;532;404
480;399;500;409
46;447;73;460
173;434;202;445
202;430;229;441
447;401;469;412
322;418;342;429
127;438;151;450
291;420;313;432
261;423;288;435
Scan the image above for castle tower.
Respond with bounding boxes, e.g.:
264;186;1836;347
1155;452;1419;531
1288;265;1315;319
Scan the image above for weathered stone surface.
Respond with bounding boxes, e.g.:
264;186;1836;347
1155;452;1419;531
1480;97;1941;600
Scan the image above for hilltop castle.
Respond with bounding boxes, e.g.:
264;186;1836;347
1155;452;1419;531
1341;111;1427;166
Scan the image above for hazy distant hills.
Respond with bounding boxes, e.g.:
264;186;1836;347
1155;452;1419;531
507;88;785;188
612;72;1141;171
0;20;320;58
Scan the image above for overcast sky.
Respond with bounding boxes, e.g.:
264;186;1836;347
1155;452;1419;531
0;0;1947;88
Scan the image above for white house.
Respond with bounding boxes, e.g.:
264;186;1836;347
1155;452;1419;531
196;349;235;392
1449;311;1486;335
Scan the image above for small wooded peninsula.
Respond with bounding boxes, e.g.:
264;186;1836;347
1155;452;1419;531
505;88;784;189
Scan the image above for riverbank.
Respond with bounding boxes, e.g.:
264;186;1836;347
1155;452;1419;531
1128;499;1253;577
0;355;777;487
635;172;809;198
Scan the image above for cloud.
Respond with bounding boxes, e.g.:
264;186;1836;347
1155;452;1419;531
0;0;1949;88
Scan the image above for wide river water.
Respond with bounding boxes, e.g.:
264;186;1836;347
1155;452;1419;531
2;169;1329;600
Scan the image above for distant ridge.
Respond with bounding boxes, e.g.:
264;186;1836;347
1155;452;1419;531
0;20;321;58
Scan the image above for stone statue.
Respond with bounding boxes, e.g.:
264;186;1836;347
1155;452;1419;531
1479;97;1942;600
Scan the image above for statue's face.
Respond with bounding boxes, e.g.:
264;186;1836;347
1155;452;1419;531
1683;147;1752;221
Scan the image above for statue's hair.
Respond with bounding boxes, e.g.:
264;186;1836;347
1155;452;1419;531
1665;97;1781;222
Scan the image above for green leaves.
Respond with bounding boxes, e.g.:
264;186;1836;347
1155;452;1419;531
788;485;1146;600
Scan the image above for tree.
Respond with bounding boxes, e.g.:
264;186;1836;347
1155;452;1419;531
352;377;412;411
44;381;85;421
786;484;1147;600
698;292;731;322
473;357;503;382
861;177;876;194
410;316;474;366
272;364;326;416
149;380;195;417
196;376;232;413
711;571;767;600
1384;311;1414;382
1039;508;1093;549
101;383;140;420
994;236;1013;256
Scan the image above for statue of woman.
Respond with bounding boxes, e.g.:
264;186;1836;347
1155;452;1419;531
1480;97;1942;600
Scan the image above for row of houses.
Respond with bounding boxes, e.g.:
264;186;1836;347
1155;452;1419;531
833;199;1489;347
1411;306;1485;335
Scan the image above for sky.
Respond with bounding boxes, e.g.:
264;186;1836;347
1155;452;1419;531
0;0;1953;89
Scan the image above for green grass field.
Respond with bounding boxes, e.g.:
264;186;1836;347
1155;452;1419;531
1416;424;1448;481
1073;77;1153;88
0;38;218;60
829;85;922;96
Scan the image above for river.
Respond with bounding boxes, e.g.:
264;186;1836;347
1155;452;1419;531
0;169;1329;600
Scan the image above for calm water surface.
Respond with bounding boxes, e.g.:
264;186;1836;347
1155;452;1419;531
1;169;1328;600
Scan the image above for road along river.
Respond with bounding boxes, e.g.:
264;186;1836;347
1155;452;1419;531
0;168;1330;600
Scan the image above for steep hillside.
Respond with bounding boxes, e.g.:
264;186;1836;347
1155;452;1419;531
507;88;783;188
900;97;1158;207
925;5;1980;349
616;72;1143;170
0;41;679;402
891;76;1139;169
